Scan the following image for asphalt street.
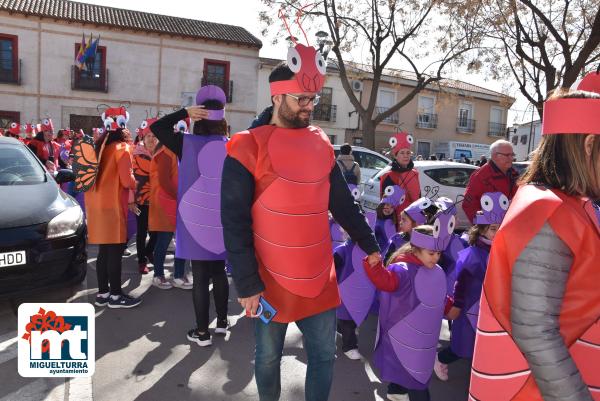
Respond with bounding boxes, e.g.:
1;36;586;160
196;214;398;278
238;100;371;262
0;244;471;401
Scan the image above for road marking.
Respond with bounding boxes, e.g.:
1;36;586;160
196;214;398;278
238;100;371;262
68;376;93;401
0;331;18;365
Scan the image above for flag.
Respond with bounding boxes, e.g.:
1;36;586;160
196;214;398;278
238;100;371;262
83;35;100;71
75;33;86;69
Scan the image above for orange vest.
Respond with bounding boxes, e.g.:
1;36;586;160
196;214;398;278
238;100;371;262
148;147;178;232
227;125;341;323
85;142;135;244
470;185;600;401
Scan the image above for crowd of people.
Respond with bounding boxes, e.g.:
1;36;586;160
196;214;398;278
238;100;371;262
2;34;599;401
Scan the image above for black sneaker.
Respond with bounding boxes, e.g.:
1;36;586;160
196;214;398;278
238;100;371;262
187;329;212;346
94;294;109;307
108;294;142;309
215;319;229;335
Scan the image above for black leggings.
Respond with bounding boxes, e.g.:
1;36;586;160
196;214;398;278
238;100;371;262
96;243;125;295
191;260;229;332
337;319;358;352
438;346;462;365
388;383;430;401
135;204;156;264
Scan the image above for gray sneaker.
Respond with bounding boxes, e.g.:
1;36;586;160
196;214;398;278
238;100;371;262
152;276;173;289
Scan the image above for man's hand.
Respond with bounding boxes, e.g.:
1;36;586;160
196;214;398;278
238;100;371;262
185;106;210;122
238;293;262;317
366;252;382;267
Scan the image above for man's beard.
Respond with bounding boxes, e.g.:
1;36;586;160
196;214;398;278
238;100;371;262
279;99;311;128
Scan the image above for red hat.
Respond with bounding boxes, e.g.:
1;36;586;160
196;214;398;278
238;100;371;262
40;118;54;132
8;122;21;135
138;117;157;137
101;107;129;131
389;131;415;153
542;71;600;135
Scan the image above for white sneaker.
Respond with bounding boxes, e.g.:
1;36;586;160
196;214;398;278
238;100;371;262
343;349;362;360
387;393;409;401
153;276;173;289
433;354;449;381
172;277;193;290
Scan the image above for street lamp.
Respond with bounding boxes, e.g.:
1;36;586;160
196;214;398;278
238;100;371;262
315;31;332;59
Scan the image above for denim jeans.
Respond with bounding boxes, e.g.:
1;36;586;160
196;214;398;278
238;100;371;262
254;308;336;401
153;231;185;279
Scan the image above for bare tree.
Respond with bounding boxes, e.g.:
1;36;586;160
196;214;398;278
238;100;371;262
471;0;600;118
259;0;483;150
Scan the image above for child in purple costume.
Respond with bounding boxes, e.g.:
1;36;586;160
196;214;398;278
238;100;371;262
434;192;507;382
364;220;454;401
374;185;404;253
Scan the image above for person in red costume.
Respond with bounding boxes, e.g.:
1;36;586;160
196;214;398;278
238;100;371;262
28;118;60;173
469;74;600;401
222;42;381;401
379;132;421;227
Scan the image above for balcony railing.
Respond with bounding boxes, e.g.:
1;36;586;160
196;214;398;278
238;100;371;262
0;59;21;85
376;106;399;124
416;113;437;129
457;118;476;133
71;66;108;92
312;104;337;122
488;122;507;137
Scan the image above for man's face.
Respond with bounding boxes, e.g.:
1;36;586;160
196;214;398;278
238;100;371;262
491;144;514;172
276;92;316;129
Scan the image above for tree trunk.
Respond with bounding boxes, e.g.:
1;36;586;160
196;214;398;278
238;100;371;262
361;120;376;150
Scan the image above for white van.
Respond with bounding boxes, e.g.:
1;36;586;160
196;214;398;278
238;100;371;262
332;145;391;187
361;161;479;230
435;141;490;162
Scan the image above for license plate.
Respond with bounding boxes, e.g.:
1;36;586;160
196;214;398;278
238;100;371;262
0;251;26;268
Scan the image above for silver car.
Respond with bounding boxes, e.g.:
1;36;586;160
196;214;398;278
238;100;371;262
361;161;479;230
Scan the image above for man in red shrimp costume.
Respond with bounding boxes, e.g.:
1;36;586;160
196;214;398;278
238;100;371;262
221;9;381;401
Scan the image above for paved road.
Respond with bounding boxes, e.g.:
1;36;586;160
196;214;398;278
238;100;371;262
0;244;471;401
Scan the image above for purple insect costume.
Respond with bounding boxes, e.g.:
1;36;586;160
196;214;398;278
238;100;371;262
434;197;468;295
374;210;453;389
449;192;509;358
333;183;377;324
175;85;228;260
375;185;405;253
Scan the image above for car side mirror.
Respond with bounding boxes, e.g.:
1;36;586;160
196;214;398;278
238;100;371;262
55;169;75;184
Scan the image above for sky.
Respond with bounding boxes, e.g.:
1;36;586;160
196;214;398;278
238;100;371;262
79;0;533;124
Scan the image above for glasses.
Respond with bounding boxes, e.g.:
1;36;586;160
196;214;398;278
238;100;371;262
495;152;516;157
285;94;320;107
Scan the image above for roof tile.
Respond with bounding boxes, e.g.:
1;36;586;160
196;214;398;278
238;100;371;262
0;0;262;48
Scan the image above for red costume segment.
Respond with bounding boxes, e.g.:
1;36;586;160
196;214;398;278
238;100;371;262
469;185;600;401
226;125;341;323
149;146;178;232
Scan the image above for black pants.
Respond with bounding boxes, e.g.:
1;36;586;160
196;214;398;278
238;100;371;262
337;319;358;352
135;204;156;264
438;346;462;365
96;243;125;295
388;383;430;401
191;260;229;332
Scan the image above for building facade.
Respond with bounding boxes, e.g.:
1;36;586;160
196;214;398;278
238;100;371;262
509;120;541;161
0;0;261;135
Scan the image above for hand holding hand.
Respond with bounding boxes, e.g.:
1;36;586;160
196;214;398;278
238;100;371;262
366;252;382;267
186;106;210;122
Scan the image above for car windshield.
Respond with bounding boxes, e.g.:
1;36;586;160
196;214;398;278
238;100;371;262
424;167;475;188
0;144;46;185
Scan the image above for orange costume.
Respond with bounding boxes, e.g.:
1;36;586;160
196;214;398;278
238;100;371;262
227;125;341;323
84;142;136;244
148;146;178;232
469;72;600;401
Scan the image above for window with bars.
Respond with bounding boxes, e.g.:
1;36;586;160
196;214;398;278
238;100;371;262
0;34;19;84
203;59;232;102
73;44;107;92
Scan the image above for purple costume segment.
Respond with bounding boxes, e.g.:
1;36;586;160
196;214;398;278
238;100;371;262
449;243;490;358
334;240;377;326
375;261;446;389
375;185;405;254
175;134;228;260
330;184;359;251
440;234;468;295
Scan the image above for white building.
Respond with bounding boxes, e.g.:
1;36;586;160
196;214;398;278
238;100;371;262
0;0;262;134
509;120;541;161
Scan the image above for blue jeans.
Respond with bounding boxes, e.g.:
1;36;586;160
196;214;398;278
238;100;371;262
153;231;185;279
254;308;336;401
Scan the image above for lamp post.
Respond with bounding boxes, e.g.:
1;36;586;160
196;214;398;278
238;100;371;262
315;31;332;59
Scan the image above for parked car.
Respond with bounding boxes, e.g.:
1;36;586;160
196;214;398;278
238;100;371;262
333;145;391;187
0;137;86;298
361;160;479;230
512;161;532;177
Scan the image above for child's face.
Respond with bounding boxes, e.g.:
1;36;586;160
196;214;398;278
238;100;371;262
398;212;415;233
483;224;500;241
413;248;441;269
382;203;394;216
